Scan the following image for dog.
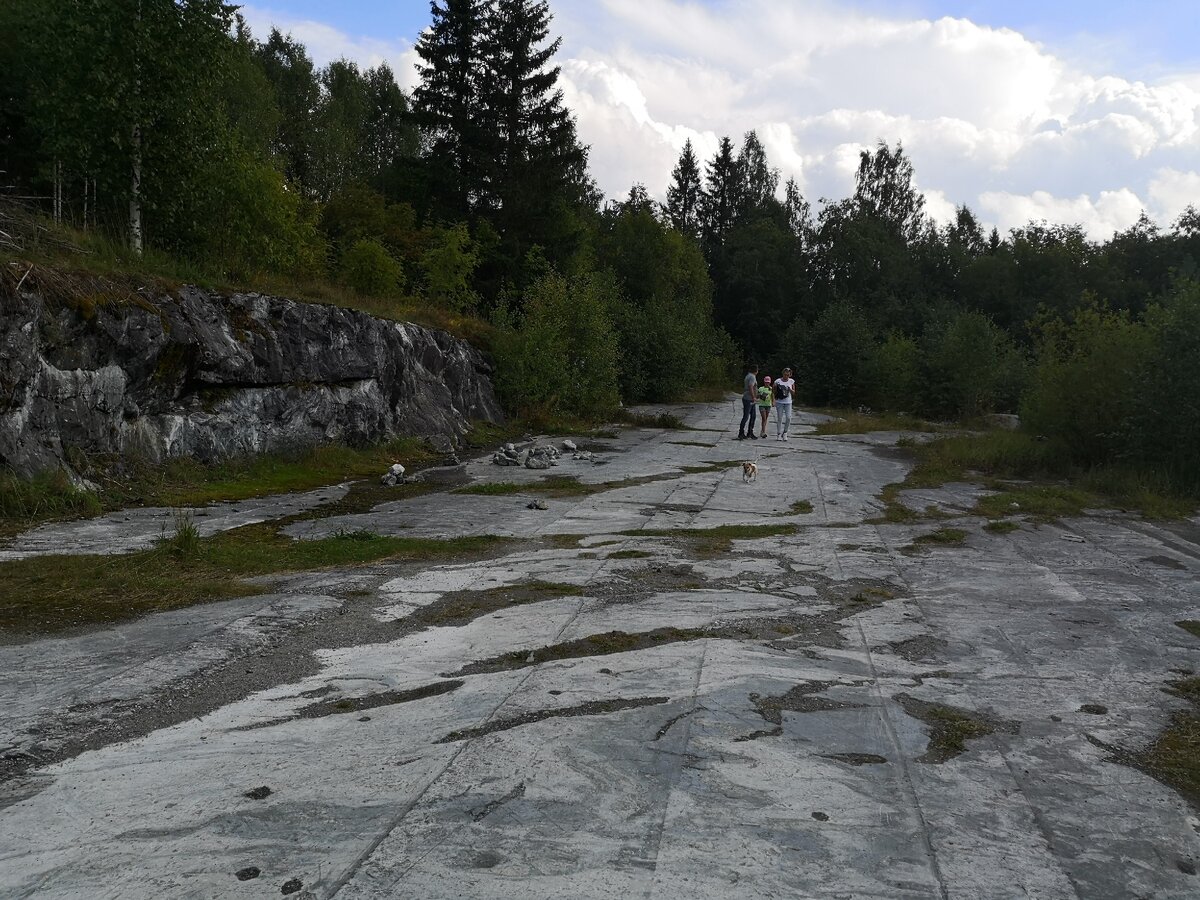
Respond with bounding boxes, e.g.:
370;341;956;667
742;461;758;482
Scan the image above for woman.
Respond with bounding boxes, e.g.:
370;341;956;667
774;367;796;439
756;375;774;439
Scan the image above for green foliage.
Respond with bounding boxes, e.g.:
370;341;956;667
790;300;875;407
1021;301;1150;464
920;310;1025;418
420;222;478;311
866;332;921;411
340;239;405;296
492;270;621;420
1128;280;1200;491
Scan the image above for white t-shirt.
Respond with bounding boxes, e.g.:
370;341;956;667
774;377;796;404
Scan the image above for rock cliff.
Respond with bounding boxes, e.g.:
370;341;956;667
0;282;504;477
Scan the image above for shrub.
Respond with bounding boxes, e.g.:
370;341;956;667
420;223;478;312
340;239;404;296
1020;301;1150;465
1128;280;1200;490
866;331;921;411
921;310;1025;418
789;300;876;406
491;270;621;420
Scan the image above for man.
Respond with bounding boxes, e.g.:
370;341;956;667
738;363;759;440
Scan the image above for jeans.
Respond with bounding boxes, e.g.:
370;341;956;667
776;402;792;436
739;397;756;436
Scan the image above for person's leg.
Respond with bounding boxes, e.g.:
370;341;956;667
776;403;784;437
759;407;769;437
739;397;754;438
780;404;792;438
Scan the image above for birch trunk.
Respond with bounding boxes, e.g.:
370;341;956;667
129;125;143;255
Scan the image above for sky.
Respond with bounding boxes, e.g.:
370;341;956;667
239;0;1200;238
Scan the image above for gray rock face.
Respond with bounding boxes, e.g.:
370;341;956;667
0;286;504;476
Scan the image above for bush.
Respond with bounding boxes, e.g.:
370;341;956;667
340;239;404;296
491;270;621;420
1128;280;1200;489
921;310;1025;418
866;331;921;411
789;300;875;406
420;223;478;312
1020;301;1150;464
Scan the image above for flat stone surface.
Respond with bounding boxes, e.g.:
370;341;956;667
1;402;1198;899
0;483;350;560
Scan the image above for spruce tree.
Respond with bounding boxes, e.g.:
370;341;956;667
477;0;588;262
700;136;738;254
414;0;489;217
665;138;703;238
736;130;777;219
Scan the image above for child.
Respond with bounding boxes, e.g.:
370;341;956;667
756;376;774;439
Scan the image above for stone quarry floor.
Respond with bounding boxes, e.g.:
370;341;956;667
1;402;1199;899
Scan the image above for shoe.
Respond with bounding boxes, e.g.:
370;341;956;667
736;434;745;440
783;433;789;441
748;433;757;440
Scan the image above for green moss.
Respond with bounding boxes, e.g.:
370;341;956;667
974;485;1097;523
1177;621;1200;639
984;519;1021;534
1138;712;1200;806
0;524;513;634
895;693;1017;762
914;527;969;546
608;549;653;559
811;410;942;436
790;500;814;514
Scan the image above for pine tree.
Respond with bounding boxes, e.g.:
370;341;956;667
665;139;703;238
414;0;490;217
700;136;738;254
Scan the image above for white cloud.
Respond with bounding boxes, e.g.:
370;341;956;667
242;0;1200;239
551;0;1200;238
978;188;1147;237
240;5;420;89
1148;168;1200;223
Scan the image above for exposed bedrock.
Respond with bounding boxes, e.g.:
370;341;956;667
0;285;504;476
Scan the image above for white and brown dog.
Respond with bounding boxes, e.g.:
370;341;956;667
742;461;758;482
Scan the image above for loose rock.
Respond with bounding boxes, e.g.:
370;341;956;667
562;439;578;452
527;500;550;511
236;867;261;881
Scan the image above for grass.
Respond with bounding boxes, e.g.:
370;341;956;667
608;549;653;559
668;441;717;448
0;523;513;634
0;469;102;539
811;410;943;436
984;519;1021;534
1177;621;1200;639
789;500;815;514
1138;712;1200;807
619;523;797;556
870;428;1197;525
612;408;693;430
454;476;598;498
913;527;969;546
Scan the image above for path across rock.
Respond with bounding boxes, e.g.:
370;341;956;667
1;402;1197;898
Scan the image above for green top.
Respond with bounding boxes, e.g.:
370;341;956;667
756;386;773;408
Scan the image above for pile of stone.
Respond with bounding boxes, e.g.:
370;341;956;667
524;445;561;470
379;463;406;487
492;444;523;466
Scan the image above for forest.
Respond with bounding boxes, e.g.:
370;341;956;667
1;0;1198;498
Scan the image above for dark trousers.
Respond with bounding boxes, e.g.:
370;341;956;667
739;397;756;436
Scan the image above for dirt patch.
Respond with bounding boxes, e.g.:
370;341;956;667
411;581;583;629
885;635;948;663
821;753;888;765
736;681;865;742
238;679;464;731
435;696;669;743
894;693;1019;763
